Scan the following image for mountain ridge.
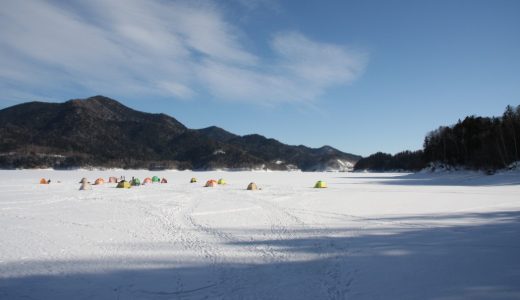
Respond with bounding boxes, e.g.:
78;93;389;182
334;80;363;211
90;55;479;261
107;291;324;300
0;96;361;170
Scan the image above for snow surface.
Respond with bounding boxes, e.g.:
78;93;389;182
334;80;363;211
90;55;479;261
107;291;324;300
1;170;520;299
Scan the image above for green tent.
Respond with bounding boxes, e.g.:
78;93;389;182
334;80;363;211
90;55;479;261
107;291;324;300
152;176;160;183
131;178;141;186
314;180;328;188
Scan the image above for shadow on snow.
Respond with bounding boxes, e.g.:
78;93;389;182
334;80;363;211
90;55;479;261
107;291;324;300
338;171;520;187
1;211;520;300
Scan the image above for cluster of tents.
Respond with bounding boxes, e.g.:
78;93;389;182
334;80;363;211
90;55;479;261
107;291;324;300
123;176;167;187
40;176;328;190
75;176;266;190
203;178;227;187
77;176;168;190
198;178;260;190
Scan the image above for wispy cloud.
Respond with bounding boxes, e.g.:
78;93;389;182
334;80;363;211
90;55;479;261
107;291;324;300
231;0;282;13
0;0;367;105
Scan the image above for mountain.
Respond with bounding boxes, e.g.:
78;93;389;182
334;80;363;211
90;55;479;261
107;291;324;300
196;126;239;143
0;96;361;170
213;134;360;171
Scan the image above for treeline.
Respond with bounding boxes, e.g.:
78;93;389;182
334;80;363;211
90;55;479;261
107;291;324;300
355;105;520;171
354;150;426;171
0;150;191;170
423;105;520;169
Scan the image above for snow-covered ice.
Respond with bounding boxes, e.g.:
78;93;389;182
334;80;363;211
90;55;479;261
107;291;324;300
1;170;520;299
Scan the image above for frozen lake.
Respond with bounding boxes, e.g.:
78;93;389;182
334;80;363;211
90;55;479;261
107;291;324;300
1;170;520;299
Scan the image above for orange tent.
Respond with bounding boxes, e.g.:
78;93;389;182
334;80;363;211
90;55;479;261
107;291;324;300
143;177;152;184
39;178;48;184
94;178;104;185
205;179;218;187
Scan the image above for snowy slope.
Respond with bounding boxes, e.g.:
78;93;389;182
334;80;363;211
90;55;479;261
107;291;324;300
1;170;520;299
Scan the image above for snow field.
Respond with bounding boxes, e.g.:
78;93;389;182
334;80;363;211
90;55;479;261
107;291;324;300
1;170;520;299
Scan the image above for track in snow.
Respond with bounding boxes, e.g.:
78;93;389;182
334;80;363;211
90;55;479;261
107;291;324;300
1;170;520;299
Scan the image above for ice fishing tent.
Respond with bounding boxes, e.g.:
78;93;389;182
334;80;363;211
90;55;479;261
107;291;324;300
152;176;160;183
217;178;226;185
190;177;197;183
117;180;131;189
109;177;118;183
79;182;92;190
247;182;258;190
39;178;48;184
161;178;168;183
131;178;141;186
94;178;104;185
314;180;327;188
205;179;218;187
143;177;152;184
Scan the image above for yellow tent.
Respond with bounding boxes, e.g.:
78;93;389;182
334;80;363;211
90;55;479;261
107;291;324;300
217;178;226;185
246;182;258;190
190;177;197;183
117;181;131;189
314;180;327;188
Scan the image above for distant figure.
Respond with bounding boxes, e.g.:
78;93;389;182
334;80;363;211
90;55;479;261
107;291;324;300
47;179;51;184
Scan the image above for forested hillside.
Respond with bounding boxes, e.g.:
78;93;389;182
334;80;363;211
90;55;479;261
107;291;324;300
0;96;360;170
355;105;520;171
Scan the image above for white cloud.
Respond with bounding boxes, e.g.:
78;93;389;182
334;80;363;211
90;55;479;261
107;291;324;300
157;81;194;99
0;0;367;105
272;32;367;85
231;0;282;13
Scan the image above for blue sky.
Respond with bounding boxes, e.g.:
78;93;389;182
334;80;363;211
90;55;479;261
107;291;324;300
1;0;519;156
